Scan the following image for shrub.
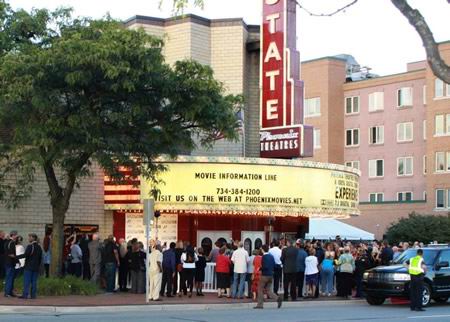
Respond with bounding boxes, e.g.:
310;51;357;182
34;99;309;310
0;275;99;296
386;213;450;244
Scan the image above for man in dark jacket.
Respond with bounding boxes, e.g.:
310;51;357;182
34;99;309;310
281;239;298;301
296;239;307;298
380;241;394;266
18;234;43;299
0;231;5;279
254;245;282;309
4;231;18;297
161;242;176;297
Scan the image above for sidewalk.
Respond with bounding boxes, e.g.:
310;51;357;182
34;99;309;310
0;292;364;308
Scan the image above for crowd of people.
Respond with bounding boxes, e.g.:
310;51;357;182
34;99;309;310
1;228;425;306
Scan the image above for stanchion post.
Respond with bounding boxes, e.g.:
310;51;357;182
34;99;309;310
143;199;155;304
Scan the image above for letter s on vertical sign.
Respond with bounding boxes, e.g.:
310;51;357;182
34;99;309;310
265;0;280;4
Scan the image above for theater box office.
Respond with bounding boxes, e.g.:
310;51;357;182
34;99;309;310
106;156;360;256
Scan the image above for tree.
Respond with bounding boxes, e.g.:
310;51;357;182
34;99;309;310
0;4;242;276
385;213;450;244
167;0;450;83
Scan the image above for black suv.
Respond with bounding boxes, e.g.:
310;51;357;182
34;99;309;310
362;247;450;306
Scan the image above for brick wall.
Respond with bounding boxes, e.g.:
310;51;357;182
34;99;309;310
0;165;108;239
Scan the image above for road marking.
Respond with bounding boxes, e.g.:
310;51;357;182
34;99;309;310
408;314;450;319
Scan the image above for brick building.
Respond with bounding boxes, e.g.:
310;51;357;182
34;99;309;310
1;12;448;241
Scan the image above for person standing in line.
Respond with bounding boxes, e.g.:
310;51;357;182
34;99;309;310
79;234;90;280
70;237;83;278
407;249;427;312
281;239;298;301
251;249;263;301
14;236;25;278
128;240;146;294
380;241;394;266
18;234;43;299
88;233;102;284
42;229;51;278
354;247;370;298
149;242;163;301
295;240;307;298
174;241;184;296
246;249;256;299
195;247;207;296
231;241;249;299
254;245;282;309
160;242;176;297
305;248;319;298
103;235;120;293
269;240;282;295
0;231;6;279
216;247;231;298
180;245;197;298
118;238;129;292
4;231;18;297
320;252;335;297
336;246;355;299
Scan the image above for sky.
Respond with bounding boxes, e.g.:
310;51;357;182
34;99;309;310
7;0;450;76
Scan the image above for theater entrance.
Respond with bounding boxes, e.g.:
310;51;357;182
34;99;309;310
241;231;265;255
197;230;232;256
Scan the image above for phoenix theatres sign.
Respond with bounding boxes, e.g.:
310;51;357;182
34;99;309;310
260;0;313;158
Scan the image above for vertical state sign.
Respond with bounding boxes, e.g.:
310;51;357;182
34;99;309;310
260;0;313;158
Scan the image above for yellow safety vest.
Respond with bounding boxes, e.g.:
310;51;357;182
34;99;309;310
408;256;424;275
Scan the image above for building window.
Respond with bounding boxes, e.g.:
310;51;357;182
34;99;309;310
397;157;413;176
435;115;445;135
369;159;384;178
369;193;384;203
397;122;413;142
345;128;359;147
435;78;450;99
305;97;321;117
436;189;445;208
423;191;427;201
423;120;426;140
423;155;427;175
436;152;446;172
397;192;413;202
369;126;384;145
397;87;413;107
447;114;450;134
345;161;360;170
345;96;360;115
313;129;321;149
368;92;384;112
423;85;427;105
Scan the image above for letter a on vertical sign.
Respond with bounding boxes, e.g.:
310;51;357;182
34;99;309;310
260;0;313;158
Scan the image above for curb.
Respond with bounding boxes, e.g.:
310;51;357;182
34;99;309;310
0;299;365;315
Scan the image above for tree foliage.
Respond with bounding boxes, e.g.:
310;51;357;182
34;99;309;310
385;213;450;244
0;3;242;275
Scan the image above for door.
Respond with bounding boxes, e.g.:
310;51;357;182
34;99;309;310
241;231;266;255
197;230;232;257
434;250;450;294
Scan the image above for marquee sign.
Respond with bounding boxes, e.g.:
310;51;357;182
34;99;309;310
260;0;313;158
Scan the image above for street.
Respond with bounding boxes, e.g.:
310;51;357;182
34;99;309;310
2;302;450;322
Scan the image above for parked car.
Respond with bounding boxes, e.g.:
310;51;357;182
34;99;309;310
362;247;450;306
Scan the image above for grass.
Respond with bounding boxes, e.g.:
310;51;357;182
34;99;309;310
0;275;99;296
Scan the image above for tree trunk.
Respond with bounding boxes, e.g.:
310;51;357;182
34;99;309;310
50;205;67;277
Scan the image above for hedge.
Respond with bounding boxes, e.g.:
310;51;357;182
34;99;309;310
0;275;99;296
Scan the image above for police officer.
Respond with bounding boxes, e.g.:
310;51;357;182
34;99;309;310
408;249;427;312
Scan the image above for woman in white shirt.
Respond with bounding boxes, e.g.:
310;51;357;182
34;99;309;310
304;248;319;297
15;236;26;277
180;245;198;298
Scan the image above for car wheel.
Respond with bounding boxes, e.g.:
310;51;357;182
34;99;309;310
422;284;431;307
366;295;386;306
433;297;449;303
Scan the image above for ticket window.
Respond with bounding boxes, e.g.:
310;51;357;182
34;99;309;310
242;231;265;255
197;230;232;257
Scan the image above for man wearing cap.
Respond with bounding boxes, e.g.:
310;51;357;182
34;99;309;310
4;230;18;297
18;234;43;299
